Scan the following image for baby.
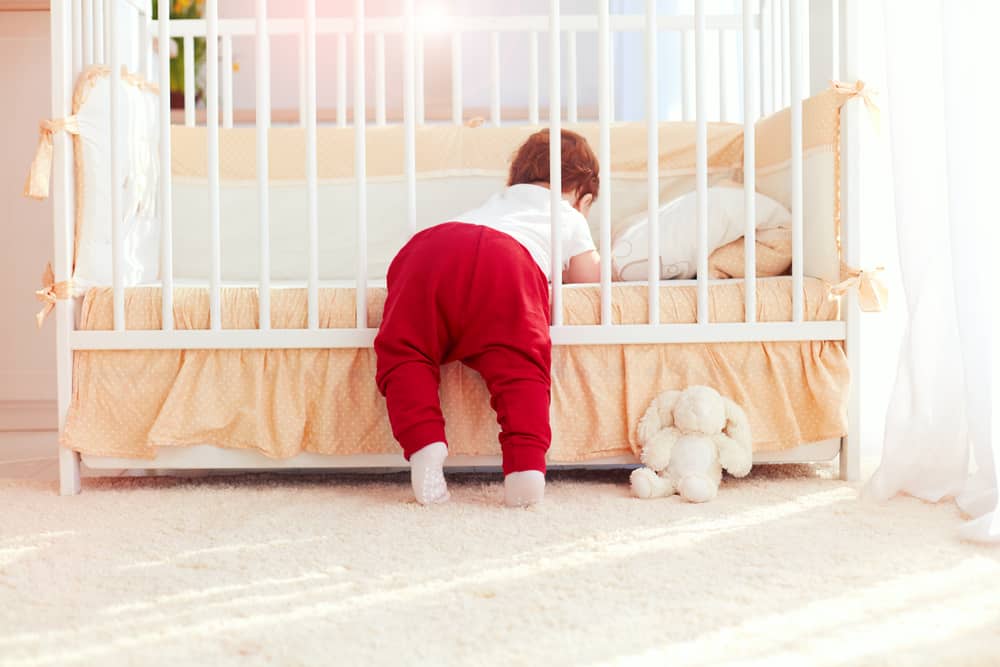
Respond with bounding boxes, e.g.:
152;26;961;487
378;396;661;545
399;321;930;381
374;129;601;507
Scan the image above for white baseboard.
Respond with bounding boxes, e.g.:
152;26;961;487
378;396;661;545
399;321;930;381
0;400;57;432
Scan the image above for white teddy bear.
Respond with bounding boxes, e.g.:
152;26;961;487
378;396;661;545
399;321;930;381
630;385;753;502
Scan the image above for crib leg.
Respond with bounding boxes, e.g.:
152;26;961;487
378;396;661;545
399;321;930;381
59;447;81;495
840;323;861;483
839;436;859;482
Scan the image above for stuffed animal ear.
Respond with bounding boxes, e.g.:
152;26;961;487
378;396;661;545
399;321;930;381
715;397;753;477
637;390;682;446
637;390;683;471
722;397;751;442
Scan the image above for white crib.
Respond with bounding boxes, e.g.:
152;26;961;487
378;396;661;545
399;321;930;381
43;0;866;495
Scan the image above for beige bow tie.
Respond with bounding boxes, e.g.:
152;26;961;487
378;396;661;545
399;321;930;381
831;263;888;313
35;263;73;328
830;79;881;131
24;116;80;201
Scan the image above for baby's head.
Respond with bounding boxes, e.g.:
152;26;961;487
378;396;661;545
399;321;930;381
508;129;600;216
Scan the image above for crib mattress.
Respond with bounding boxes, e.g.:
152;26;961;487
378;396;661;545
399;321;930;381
63;277;849;461
75;276;839;329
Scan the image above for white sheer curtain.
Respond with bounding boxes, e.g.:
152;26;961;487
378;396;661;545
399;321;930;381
864;0;998;542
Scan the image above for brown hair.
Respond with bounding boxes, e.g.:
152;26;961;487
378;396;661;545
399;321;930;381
507;129;600;203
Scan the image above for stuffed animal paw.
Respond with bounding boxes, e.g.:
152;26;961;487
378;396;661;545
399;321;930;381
629;467;674;499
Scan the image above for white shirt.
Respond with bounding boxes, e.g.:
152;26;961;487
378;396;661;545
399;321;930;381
453;184;597;280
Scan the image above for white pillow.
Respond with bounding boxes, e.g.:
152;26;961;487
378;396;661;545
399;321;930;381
612;187;791;280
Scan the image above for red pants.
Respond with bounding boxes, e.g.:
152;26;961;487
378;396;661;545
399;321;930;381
374;223;552;475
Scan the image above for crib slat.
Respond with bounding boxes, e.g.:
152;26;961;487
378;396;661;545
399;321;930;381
306;0;319;330
451;31;462;124
355;0;368;329
159;0;174;331
528;31;539;124
404;0;416;235
72;0;82;76
375;32;386;126
337;33;347;128
743;0;757;323
567;29;577;123
207;0;221;330
790;0;804;322
415;31;424;125
94;0;104;64
549;0;562;326
781;0;790;107
184;35;195;126
831;0;840;80
598;0;612;326
682;30;693;121
82;0;93;67
771;0;780;112
718;29;730;122
109;0;124;331
222;34;234;129
695;0;708;325
133;11;142;74
256;0;271;330
760;0;772;115
645;0;659;325
144;0;154;81
297;31;306;127
609;38;615;122
490;31;501;126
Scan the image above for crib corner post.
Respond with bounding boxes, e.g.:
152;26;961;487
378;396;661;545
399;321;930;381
840;305;861;482
840;287;861;481
51;0;82;495
59;449;81;496
838;0;861;483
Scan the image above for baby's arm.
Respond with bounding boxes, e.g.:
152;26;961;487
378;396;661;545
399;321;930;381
563;250;601;284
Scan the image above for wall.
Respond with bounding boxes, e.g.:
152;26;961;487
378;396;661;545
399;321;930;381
0;10;57;431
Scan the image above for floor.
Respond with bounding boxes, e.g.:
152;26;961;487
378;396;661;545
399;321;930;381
2;433;999;667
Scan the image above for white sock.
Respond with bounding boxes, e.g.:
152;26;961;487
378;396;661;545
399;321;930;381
504;470;545;507
409;442;449;505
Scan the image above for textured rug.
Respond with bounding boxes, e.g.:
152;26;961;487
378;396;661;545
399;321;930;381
1;463;998;667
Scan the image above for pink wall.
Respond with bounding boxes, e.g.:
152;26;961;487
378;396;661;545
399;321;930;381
0;11;57;428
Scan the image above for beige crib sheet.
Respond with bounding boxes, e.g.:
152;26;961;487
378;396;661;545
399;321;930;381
63;277;848;461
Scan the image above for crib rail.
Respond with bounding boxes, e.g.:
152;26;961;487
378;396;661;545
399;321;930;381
151;11;776;128
68;321;848;350
60;0;843;353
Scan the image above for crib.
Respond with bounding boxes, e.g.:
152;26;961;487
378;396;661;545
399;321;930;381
39;0;871;495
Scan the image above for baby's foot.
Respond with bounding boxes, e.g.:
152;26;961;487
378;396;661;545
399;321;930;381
504;470;545;507
410;442;450;505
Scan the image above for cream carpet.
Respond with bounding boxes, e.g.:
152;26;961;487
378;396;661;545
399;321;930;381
1;463;999;667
